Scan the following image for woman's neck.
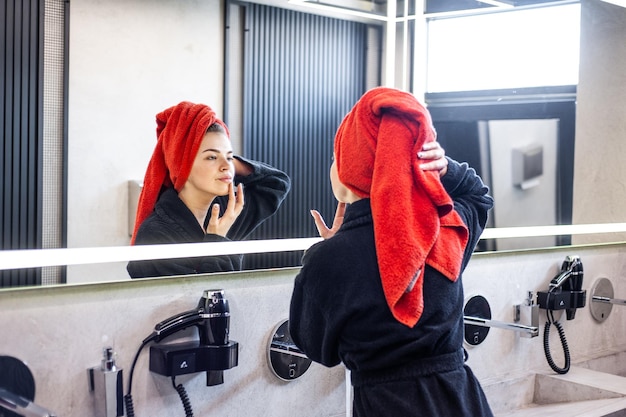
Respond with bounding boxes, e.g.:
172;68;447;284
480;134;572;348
178;189;216;230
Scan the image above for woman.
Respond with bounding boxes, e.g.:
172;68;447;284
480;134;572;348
289;87;494;416
127;101;290;278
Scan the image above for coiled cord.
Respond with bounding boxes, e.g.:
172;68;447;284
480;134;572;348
124;338;152;417
543;304;571;374
172;376;194;417
124;393;136;417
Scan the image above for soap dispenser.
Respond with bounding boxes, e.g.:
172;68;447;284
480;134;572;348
88;347;124;417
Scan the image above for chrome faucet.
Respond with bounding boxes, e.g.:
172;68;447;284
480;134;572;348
0;387;56;417
464;292;540;341
590;277;626;323
592;295;626;306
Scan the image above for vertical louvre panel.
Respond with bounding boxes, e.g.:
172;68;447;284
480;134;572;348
242;4;368;269
1;0;43;287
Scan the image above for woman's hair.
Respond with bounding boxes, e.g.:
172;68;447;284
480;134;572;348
207;122;227;134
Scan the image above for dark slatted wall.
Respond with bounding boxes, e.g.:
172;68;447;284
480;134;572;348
1;0;44;287
241;3;368;270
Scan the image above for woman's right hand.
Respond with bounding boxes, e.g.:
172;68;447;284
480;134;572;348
206;183;245;236
310;202;346;239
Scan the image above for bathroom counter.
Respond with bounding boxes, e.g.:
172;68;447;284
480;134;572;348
490;365;626;417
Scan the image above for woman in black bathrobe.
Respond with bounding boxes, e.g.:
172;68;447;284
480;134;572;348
289;88;494;417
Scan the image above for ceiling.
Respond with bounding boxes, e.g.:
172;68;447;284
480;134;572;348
424;0;570;13
301;0;576;16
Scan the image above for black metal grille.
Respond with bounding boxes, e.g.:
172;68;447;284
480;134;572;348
1;0;44;287
239;3;370;269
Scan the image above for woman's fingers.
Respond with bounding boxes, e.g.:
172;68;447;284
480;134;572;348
331;202;346;230
206;183;245;236
310;202;346;240
310;210;331;238
418;142;448;176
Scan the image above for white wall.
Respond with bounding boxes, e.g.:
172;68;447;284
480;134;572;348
573;0;626;243
67;0;225;283
2;245;626;416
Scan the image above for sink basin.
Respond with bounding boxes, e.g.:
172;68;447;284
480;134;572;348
576;351;626;377
483;366;626;417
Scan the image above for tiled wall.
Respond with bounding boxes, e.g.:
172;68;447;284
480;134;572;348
1;244;626;416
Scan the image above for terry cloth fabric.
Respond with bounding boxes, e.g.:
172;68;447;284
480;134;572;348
334;87;469;327
131;101;229;244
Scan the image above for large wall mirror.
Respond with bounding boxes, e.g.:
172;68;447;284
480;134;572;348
1;0;625;289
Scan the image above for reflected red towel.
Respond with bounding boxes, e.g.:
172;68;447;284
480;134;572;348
131;101;229;244
334;87;469;327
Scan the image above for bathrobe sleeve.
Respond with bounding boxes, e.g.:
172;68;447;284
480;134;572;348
440;157;494;269
211;156;291;241
289;240;346;367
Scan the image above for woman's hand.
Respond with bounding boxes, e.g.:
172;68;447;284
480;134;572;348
418;141;448;177
206;183;245;236
310;202;346;240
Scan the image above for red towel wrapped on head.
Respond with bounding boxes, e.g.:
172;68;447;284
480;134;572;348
334;87;469;327
131;101;229;244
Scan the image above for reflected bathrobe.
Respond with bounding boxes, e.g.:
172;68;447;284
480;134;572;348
127;156;290;278
289;158;495;417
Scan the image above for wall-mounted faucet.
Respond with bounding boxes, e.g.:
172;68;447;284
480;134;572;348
590;277;626;322
463;292;539;346
0;387;56;417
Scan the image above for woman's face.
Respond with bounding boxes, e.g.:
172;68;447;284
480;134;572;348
184;131;234;199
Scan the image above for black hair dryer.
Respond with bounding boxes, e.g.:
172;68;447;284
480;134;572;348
198;289;232;385
148;289;239;386
536;256;586;374
537;255;586;320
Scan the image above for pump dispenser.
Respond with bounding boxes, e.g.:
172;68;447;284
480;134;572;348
88;347;124;417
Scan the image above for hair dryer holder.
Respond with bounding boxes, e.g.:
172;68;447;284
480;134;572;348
147;289;239;386
149;340;238;386
537;289;586;319
537;255;586;320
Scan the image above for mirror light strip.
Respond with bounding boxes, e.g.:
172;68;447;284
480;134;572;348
1;223;626;270
480;223;626;239
0;238;323;271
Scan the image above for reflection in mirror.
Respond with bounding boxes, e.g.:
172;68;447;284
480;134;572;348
2;0;626;290
2;222;626;283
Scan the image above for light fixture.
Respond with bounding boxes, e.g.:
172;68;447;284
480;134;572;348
287;0;388;21
476;0;515;7
600;0;626;7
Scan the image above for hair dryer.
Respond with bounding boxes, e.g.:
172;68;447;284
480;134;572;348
548;255;584;320
146;290;235;386
145;289;230;346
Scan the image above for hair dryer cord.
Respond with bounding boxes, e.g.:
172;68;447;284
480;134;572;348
172;376;194;417
543;308;571;374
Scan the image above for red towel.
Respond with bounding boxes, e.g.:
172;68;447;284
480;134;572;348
334;87;469;327
131;101;229;244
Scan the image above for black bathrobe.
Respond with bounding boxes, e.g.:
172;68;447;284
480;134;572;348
127;157;290;278
289;158;495;417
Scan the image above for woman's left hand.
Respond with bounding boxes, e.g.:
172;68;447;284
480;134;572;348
418;141;448;177
310;202;346;240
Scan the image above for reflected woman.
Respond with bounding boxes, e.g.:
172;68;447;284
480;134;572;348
127;101;291;278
